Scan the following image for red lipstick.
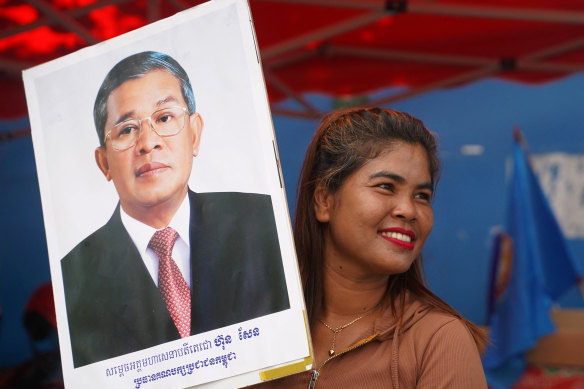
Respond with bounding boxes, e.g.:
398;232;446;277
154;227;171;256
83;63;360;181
379;227;415;251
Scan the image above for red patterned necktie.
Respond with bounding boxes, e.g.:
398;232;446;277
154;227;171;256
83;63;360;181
148;227;191;338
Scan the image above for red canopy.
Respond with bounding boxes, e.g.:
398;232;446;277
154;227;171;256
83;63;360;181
2;0;584;123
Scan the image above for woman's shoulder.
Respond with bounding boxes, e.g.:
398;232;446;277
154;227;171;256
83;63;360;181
413;311;488;387
412;307;465;332
377;295;469;340
372;298;487;388
404;303;474;344
382;296;478;352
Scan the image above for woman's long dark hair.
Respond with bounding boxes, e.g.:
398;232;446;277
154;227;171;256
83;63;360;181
294;107;487;352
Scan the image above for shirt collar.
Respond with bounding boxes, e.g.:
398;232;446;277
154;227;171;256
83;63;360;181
120;193;191;255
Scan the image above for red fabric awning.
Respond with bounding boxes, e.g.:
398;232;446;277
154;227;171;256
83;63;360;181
2;0;584;121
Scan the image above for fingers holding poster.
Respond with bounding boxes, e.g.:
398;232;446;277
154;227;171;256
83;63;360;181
22;0;311;387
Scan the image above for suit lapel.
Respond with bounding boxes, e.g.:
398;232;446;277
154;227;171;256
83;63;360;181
100;206;179;347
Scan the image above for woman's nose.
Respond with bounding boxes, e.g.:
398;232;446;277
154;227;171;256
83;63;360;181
391;195;416;221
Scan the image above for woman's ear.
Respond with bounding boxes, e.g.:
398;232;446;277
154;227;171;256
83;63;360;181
313;181;333;223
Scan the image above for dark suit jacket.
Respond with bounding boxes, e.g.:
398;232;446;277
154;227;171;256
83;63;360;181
61;191;289;368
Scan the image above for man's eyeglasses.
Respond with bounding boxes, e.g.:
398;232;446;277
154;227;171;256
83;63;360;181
105;106;189;151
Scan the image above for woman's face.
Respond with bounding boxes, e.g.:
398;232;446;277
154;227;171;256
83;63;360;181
315;141;434;279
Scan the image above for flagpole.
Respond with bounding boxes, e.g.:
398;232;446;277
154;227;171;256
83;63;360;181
578;278;584;301
513;126;529;156
513;126;523;143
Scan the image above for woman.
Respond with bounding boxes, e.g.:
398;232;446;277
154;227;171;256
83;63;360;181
255;107;487;388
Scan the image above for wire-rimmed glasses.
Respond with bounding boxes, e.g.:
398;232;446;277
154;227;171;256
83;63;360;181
105;106;189;151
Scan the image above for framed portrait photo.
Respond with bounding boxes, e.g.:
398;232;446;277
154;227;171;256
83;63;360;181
23;0;311;387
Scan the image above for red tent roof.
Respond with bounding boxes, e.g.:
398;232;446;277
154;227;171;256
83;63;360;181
2;0;584;123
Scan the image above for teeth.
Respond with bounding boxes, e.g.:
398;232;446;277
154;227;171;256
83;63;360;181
381;231;412;243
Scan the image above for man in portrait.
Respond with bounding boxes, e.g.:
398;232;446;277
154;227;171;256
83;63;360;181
61;51;289;368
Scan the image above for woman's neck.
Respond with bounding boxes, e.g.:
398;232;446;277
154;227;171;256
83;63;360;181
321;259;388;321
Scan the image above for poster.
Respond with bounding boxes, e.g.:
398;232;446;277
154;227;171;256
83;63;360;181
22;0;311;387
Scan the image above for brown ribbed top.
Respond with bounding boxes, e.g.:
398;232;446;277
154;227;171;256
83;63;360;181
247;297;487;389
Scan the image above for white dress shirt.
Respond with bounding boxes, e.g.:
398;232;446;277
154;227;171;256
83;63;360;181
120;195;192;288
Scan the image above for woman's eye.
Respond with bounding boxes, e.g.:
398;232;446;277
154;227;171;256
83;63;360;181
377;183;394;191
415;192;431;201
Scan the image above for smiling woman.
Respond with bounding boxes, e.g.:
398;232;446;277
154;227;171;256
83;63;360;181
314;141;434;279
249;107;488;389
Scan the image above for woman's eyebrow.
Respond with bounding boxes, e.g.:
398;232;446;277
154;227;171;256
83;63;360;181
370;171;404;183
